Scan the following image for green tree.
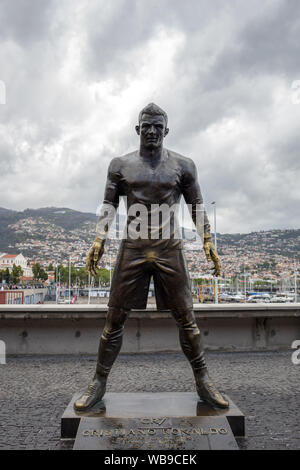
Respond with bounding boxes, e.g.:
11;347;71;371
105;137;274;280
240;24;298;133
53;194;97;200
11;264;24;284
54;265;110;287
194;278;206;286
5;268;10;284
32;263;41;280
39;268;48;281
32;263;48;282
96;268;111;286
47;263;54;271
76;267;89;286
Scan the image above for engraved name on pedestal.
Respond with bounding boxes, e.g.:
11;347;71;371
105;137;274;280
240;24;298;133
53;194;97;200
73;416;238;450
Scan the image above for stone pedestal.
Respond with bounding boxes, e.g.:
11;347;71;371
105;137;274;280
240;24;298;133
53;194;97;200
61;392;244;450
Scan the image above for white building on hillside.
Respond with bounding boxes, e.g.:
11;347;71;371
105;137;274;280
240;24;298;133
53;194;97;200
0;253;33;278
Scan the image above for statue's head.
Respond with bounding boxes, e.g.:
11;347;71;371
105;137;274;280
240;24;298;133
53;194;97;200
136;103;169;149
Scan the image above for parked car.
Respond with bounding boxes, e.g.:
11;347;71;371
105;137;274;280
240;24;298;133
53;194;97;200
231;294;245;302
220;293;234;302
247;295;270;303
270;294;292;303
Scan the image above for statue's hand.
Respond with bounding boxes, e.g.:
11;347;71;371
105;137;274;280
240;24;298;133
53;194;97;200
203;235;221;277
86;238;105;276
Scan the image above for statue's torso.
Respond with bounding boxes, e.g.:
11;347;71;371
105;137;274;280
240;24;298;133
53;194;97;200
117;149;184;207
106;149;196;249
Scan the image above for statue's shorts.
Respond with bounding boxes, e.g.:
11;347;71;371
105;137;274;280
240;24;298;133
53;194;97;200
97;240;205;376
108;240;193;311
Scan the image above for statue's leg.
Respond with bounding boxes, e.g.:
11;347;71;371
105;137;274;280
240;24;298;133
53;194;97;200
171;307;229;409
74;307;129;411
74;243;150;411
95;306;130;379
154;248;229;409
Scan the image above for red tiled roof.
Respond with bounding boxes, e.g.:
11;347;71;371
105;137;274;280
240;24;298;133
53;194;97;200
1;254;18;259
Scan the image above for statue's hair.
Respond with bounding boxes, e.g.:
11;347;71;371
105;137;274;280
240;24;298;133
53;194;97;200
138;103;168;126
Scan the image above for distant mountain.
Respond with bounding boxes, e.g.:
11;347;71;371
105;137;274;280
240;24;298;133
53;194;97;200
217;230;300;258
21;207;98;231
0;206;97;253
0;207;17;216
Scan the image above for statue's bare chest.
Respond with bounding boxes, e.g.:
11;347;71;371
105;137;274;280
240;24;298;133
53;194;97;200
119;158;182;200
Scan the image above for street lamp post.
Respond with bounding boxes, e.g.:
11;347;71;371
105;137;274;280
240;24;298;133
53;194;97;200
211;202;218;304
68;256;76;303
294;258;297;303
56;264;58;304
69;257;72;303
244;269;247;300
109;254;112;289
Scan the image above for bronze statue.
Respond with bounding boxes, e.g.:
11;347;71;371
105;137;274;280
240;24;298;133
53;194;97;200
74;103;228;411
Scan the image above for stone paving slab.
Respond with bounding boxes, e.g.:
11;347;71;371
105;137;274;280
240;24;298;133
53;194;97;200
0;351;299;449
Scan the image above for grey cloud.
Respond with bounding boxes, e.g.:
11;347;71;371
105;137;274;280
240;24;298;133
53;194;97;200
0;0;299;233
270;136;300;173
0;141;16;175
230;0;300;78
83;0;238;80
0;0;56;44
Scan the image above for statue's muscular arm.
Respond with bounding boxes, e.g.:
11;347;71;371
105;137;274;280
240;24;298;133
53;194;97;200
86;157;122;275
181;157;211;237
181;157;221;277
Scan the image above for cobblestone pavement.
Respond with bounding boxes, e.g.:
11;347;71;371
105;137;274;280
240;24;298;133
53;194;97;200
0;351;299;450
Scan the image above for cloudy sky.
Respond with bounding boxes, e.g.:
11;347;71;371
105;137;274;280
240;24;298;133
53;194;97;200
0;0;300;233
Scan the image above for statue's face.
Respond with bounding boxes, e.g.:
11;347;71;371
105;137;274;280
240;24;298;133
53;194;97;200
136;113;169;149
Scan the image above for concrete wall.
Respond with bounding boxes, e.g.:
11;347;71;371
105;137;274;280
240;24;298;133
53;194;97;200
0;304;299;354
